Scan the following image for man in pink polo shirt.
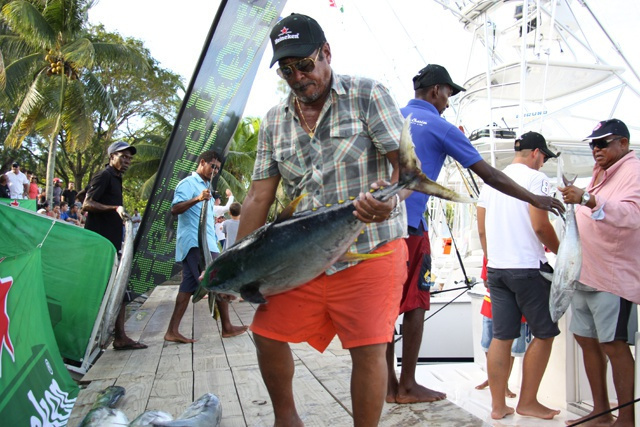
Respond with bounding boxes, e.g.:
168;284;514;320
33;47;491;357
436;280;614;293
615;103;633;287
559;119;640;426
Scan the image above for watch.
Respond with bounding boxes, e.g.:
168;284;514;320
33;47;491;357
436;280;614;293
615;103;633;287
580;191;590;206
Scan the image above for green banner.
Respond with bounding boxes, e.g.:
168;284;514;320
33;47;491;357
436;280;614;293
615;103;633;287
0;198;36;211
0;204;115;362
0;251;79;425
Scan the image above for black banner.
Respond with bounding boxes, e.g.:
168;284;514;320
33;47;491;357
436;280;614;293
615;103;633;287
130;0;287;293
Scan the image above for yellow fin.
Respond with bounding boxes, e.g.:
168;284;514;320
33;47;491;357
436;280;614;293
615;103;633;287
275;193;307;223
339;250;394;262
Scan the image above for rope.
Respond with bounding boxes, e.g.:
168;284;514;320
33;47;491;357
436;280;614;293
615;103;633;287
568;396;640;426
37;220;56;248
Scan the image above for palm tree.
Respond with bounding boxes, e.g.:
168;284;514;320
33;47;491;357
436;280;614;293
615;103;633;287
219;116;261;201
0;0;148;202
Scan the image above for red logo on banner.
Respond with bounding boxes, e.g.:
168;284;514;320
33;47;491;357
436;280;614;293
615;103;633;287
0;276;15;377
10;200;19;207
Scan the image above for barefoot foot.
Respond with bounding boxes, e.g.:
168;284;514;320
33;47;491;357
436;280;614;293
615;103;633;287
222;325;248;338
506;387;516;398
164;331;197;343
395;384;446;404
517;402;560;420
475;380;489;390
565;411;614;426
491;405;515;420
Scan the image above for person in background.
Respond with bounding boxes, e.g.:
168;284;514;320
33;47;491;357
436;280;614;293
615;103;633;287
29;175;39;199
478;132;561;420
214;215;226;251
0;175;10;199
221;202;241;250
131;208;141;236
559;119;640;427
236;13;408;426
52;178;63;206
84;141;147;351
164;150;247;344
213;188;235;217
387;64;565;405
5;162;29;199
62;181;78;206
52;204;61;219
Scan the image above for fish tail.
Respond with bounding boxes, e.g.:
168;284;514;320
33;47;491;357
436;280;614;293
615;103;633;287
398;115;476;204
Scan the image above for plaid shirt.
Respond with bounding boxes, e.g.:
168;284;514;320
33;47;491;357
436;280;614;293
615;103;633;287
253;73;407;274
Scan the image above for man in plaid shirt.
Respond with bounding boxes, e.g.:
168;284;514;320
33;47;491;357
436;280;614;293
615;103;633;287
236;13;409;426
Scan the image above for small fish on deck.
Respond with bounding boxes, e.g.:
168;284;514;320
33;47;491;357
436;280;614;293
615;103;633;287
200;115;475;304
78;386;128;427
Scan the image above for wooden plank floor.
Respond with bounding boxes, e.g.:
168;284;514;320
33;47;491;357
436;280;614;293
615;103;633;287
68;285;487;426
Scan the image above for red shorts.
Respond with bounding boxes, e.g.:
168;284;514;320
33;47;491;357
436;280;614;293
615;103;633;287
399;229;431;314
250;239;408;352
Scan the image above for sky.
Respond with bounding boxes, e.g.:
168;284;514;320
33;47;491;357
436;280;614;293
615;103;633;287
88;0;640;138
88;0;475;119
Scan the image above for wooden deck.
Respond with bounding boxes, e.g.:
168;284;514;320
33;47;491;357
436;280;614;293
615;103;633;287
68;284;487;426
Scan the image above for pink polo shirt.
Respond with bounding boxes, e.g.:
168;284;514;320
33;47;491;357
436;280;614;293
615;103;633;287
576;151;640;303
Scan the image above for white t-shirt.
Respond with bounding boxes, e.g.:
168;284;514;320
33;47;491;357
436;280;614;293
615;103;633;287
478;163;551;269
5;171;29;199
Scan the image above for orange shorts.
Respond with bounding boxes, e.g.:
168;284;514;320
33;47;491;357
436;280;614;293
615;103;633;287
250;239;408;352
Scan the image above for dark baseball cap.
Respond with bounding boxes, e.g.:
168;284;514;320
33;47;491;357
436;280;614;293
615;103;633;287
107;141;137;156
514;131;559;159
584;119;630;140
12;162;19;167
413;64;466;95
269;13;326;67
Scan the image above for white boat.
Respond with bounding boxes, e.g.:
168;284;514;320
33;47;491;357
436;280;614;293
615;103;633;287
394;0;640;423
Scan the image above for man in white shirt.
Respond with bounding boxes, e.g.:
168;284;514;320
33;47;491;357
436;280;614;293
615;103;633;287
477;132;561;420
5;162;29;199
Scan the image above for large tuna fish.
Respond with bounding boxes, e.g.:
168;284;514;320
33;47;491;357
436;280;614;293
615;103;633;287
546;175;582;322
200;116;475;303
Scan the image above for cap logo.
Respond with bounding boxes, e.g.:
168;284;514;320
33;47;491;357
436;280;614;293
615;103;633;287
274;26;299;45
593;122;602;131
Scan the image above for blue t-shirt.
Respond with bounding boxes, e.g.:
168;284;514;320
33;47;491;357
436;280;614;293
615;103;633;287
172;172;219;262
401;99;482;229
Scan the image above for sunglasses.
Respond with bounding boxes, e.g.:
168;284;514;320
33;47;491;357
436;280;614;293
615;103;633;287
589;136;622;150
276;48;321;80
209;163;220;171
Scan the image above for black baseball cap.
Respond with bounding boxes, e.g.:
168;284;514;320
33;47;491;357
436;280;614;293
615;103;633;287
514;131;559;159
269;13;326;67
584;119;630;140
413;64;466;95
12;162;19;167
107;141;137;156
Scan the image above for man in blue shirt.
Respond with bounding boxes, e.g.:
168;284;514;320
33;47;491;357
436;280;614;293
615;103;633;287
164;150;248;343
386;64;565;404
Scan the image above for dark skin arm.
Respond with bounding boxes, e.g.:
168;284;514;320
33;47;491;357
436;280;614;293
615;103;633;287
83;199;127;219
353;149;404;222
171;189;211;216
470;159;565;216
236;175;280;241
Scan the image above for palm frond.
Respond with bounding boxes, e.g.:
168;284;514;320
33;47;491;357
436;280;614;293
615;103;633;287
131;142;165;158
139;172;157;199
61;78;93;149
0;34;33;61
0;48;5;90
61;36;94;68
127;158;159;178
2;51;44;102
83;69;115;122
42;0;85;36
4;72;46;147
91;42;150;71
1;0;56;49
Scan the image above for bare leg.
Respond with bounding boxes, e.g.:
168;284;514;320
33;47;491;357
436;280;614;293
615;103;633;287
393;308;446;404
475;352;516;398
350;343;388;427
601;340;634;427
385;337;399;403
217;299;248;337
164;291;196;343
566;335;614;426
488;338;515;419
254;333;303;427
516;337;560;419
113;301;146;349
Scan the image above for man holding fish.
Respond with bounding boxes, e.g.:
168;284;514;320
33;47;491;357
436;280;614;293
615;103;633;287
559;119;640;427
477;132;562;420
233;13;414;426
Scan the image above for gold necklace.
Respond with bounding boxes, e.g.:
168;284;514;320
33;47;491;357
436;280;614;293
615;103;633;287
295;97;318;138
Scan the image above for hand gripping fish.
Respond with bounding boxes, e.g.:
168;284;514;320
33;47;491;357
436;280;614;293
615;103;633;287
200;115;475;303
545;175;582;322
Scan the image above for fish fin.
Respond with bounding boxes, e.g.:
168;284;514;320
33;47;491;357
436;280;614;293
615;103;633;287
398;115;475;204
240;283;267;304
192;285;208;303
339;250;393;262
540;271;553;282
275;194;308;223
